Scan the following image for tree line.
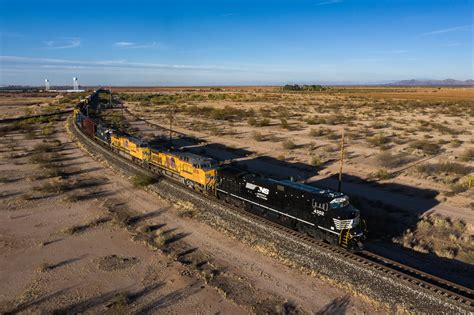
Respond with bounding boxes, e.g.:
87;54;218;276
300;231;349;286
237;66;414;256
282;84;328;91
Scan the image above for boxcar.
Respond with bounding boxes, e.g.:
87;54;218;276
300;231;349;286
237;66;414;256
82;117;97;138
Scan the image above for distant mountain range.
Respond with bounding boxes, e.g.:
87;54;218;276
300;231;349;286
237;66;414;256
383;79;474;86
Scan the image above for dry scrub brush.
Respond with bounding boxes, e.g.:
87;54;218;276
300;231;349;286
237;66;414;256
374;151;413;169
395;214;473;263
408;140;442;155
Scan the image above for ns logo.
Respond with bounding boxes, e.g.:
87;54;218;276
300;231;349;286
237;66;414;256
245;182;269;200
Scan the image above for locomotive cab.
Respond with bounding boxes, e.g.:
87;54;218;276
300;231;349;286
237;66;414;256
328;200;365;251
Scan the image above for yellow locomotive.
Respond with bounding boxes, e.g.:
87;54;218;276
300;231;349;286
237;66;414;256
149;150;217;192
108;131;217;192
111;132;151;161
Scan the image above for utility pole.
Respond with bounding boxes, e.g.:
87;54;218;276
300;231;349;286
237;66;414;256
338;129;345;192
169;106;174;147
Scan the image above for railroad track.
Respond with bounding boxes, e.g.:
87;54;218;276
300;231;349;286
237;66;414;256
69;116;474;310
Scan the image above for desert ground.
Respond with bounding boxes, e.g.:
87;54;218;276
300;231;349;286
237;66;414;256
0;92;86;119
0;93;386;314
115;86;473;266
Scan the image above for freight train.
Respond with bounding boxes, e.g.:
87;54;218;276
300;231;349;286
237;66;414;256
73;91;366;251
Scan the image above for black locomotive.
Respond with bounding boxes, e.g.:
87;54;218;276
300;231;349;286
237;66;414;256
216;166;365;250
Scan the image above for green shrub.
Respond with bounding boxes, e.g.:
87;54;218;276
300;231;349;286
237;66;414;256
373;169;392;180
208;106;248;121
257;118;271;127
132;175;157;187
41;126;54;136
449;182;468;194
310;156;323;167
280;118;290;129
305;116;326;125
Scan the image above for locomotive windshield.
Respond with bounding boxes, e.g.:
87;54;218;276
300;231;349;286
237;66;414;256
329;197;350;209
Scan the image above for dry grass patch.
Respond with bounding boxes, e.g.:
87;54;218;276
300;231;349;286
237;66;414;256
310;155;323;167
372;169;393;180
95;255;139;271
252;131;265;142
395;214;474;263
176;200;197;218
62;216;111;235
309;127;329;137
408;140;442;155
417;162;471;176
460;147;474;162
374;151;413;169
282;139;296;150
33;178;69;195
153;229;175;248
366;133;391;147
132;174;157;187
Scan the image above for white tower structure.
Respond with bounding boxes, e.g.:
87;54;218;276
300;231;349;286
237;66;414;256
45;79;50;91
73;77;79;91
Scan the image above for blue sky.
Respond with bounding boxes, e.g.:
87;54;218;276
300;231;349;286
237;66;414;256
0;0;473;86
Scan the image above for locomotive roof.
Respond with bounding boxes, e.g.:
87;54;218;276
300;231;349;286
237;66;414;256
114;131;148;146
244;176;345;200
218;165;247;178
272;179;345;199
175;151;214;163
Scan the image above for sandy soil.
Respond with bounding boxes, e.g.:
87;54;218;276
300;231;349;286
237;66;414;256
0;110;379;312
0;92;83;120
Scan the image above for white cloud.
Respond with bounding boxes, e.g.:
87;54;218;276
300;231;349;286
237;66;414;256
114;41;159;49
0;55;239;71
315;0;343;6
114;41;135;47
43;38;81;49
420;24;474;36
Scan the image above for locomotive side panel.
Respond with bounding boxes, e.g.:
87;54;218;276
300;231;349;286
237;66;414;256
149;151;216;189
110;133;150;161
